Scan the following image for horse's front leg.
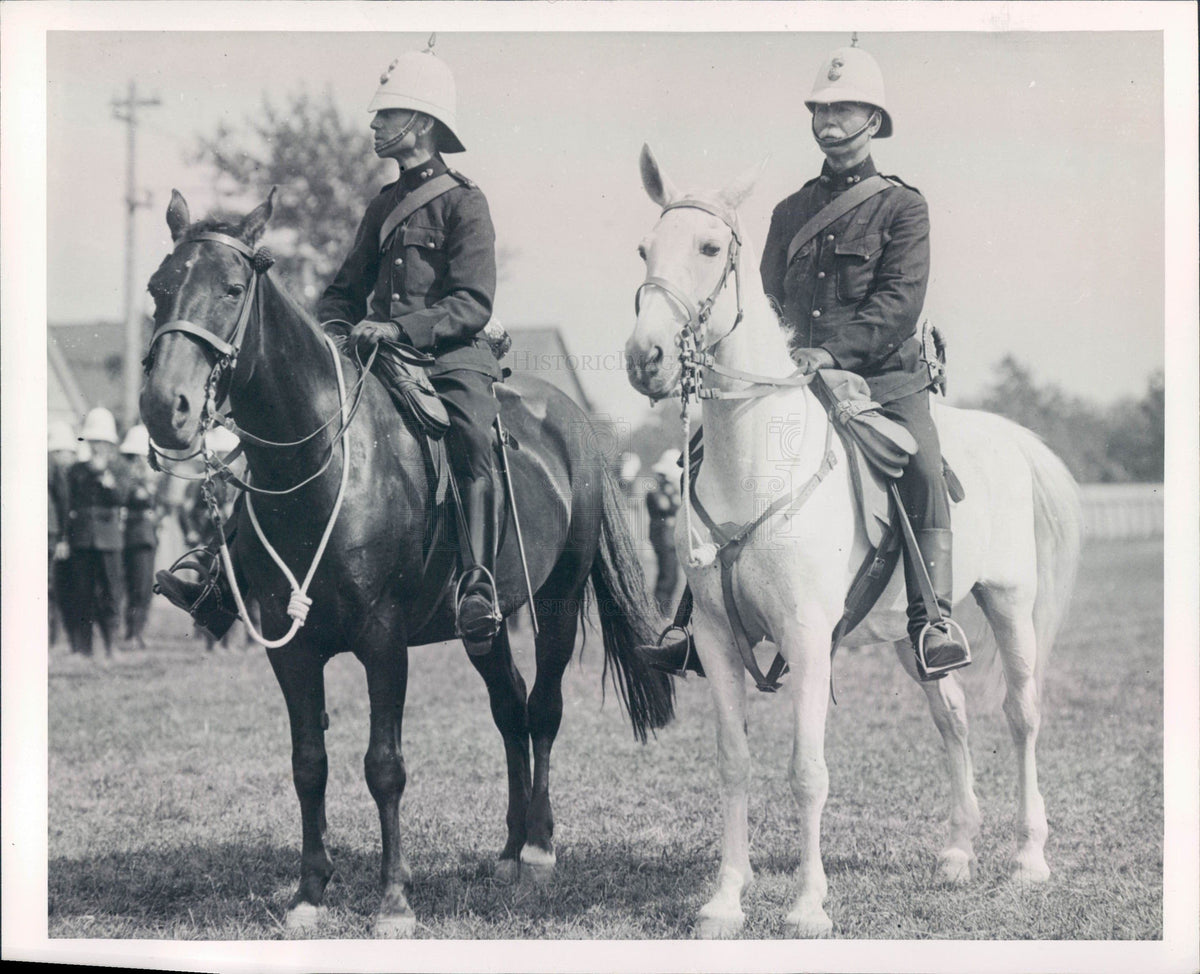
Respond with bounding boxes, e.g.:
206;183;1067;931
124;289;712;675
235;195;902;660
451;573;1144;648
266;639;334;932
781;609;836;937
691;594;754;940
361;622;416;937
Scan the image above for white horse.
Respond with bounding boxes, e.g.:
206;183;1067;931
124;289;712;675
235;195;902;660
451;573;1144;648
625;146;1082;938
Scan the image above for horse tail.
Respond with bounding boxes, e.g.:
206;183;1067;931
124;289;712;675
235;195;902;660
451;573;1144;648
588;464;675;742
1016;425;1083;693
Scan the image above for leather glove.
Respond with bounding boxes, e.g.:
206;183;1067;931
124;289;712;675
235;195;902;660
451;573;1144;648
790;346;836;375
350;319;403;351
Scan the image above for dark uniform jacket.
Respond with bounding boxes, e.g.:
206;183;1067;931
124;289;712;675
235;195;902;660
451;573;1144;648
66;461;128;552
760;156;930;403
317;154;500;379
49;460;70;544
124;475;160;549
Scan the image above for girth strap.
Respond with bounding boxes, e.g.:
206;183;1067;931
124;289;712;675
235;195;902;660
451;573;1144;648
688;421;837;692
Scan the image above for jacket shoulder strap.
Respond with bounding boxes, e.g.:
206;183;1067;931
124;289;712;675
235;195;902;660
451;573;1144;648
784;174;894;266
378;172;462;251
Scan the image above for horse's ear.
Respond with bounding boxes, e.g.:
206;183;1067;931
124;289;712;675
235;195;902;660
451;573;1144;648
718;156;768;212
240;187;276;245
640;144;680;208
166;189;190;242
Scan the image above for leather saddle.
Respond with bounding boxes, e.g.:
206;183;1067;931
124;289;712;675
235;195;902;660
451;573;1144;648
685;369;966;659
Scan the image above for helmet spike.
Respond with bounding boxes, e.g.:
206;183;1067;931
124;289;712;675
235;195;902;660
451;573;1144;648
850;31;859;48
425;32;436;53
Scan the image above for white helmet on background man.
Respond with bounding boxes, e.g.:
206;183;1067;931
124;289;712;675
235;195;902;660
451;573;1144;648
48;419;77;453
120;424;151;457
805;46;892;138
78;407;118;444
368;50;466;153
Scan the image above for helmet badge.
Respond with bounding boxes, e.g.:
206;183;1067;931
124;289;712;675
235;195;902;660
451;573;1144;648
380;59;397;85
827;57;844;81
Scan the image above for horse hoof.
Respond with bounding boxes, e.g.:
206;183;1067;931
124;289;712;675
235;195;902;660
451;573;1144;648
1009;852;1050;884
372;911;417;938
494;858;520;885
695;911;745;939
518;845;556;887
784;908;833;938
283;902;326;933
934;849;976;885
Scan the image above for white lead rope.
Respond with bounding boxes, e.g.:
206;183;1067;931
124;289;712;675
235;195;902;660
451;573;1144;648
218;334;352;648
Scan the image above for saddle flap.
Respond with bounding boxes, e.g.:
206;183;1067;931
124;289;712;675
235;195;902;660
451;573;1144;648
373;343;451;440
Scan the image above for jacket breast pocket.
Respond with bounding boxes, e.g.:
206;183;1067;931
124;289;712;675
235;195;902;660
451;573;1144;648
835;232;883;303
400;225;447;299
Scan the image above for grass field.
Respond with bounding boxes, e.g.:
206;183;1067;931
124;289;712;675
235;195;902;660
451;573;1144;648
47;538;1163;940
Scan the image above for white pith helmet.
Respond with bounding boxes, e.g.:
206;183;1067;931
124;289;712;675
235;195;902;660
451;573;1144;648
78;407;118;444
652;449;682;476
48;419;77;453
368;50;466;153
805;46;892;138
120;424;151;457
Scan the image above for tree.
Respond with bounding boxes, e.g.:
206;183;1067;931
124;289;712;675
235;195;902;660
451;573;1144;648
1105;370;1164;482
961;356;1163;483
193;88;389;306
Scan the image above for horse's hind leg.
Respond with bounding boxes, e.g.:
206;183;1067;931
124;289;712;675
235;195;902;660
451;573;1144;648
894;638;982;884
974;585;1049;882
266;642;335;931
362;630;417;936
467;622;531;884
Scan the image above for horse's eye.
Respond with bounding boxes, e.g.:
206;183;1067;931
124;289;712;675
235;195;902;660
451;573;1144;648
700;242;722;258
226;283;246;297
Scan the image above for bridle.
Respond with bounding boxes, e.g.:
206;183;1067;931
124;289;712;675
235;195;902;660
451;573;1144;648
143;231;375;495
145;231;275;421
634;198;811;405
634;198;745;363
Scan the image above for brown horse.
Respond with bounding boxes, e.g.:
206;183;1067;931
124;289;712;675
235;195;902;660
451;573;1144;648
139;190;673;936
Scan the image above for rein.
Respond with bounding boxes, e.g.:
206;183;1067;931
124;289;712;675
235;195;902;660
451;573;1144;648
637;195;839;692
143;230;364;648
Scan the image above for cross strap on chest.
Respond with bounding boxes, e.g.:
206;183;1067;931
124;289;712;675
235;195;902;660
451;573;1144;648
687;420;838;692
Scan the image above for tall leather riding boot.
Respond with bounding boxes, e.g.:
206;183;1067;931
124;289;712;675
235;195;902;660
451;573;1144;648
456;475;501;646
904;527;970;681
154;549;239;640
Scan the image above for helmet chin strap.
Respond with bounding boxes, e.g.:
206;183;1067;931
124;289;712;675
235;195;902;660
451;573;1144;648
375;112;424;154
812;110;879;149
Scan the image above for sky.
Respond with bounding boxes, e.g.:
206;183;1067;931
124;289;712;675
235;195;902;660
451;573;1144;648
41;19;1169;424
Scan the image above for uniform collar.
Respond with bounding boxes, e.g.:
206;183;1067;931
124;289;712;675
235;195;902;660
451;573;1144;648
819;156;877;191
399;154;447;192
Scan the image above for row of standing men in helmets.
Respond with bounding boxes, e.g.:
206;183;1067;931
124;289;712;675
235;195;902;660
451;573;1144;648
48;406;237;658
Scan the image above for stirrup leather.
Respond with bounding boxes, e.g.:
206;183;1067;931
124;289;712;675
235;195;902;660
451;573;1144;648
915;617;972;679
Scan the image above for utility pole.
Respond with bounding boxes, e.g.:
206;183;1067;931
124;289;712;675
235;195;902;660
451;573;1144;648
112;80;160;429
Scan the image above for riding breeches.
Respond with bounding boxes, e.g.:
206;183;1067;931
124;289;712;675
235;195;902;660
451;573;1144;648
878;389;950;532
430;368;500;483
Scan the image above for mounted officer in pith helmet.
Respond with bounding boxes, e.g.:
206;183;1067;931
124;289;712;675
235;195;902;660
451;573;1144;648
318;43;504;645
642;42;969;682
